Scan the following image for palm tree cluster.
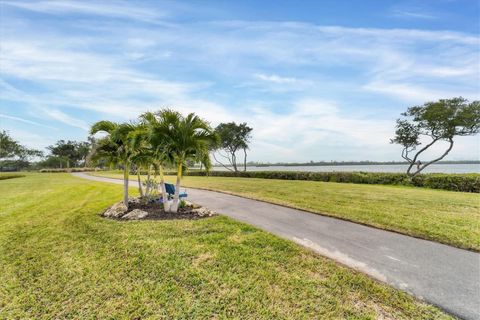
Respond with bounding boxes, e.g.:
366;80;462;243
90;109;218;213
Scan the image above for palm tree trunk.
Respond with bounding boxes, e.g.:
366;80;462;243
145;165;152;196
123;164;129;208
171;162;182;213
159;164;169;211
137;170;144;198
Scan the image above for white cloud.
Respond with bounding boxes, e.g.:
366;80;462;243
0;40;194;98
254;73;299;84
2;0;167;23
315;25;477;45
362;82;480;102
0;5;479;160
41;109;90;131
391;10;437;20
242;98;396;161
0;127;56;150
0;113;57;130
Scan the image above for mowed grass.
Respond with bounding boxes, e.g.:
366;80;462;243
93;171;480;251
0;173;450;319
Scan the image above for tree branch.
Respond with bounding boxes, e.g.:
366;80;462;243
243;147;247;172
411;138;454;176
407;138;440;176
212;152;234;172
401;147;413;162
231;152;237;172
216;150;233;165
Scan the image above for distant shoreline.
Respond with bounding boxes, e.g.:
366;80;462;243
212;160;480;168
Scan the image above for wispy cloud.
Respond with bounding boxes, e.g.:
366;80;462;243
254;73;299;84
41;109;90;131
0;114;57;130
362;82;471;103
391;9;438;20
0;1;478;160
2;0;168;23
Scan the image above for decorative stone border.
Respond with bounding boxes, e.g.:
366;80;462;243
102;198;217;220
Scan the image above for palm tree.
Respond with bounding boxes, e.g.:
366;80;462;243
140;111;174;209
129;123;153;199
151;110;217;213
90;121;137;208
130;145;158;201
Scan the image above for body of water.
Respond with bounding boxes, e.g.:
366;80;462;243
212;163;480;174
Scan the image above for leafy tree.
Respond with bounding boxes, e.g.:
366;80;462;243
15;147;43;164
42;139;94;169
213;122;253;172
0;130;43;170
76;140;92;167
90;121;137;208
37;156;65;169
391;97;480;177
47;140;80;168
0;130;21;159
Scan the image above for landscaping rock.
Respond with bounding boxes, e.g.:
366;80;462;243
103;201;128;218
102;197;216;220
192;207;216;217
183;200;200;209
128;197;141;205
122;209;149;220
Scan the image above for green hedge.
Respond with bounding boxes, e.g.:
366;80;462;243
410;174;480;193
183;170;480;193
0;174;25;180
39;168;98;173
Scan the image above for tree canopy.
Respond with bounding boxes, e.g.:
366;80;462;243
0;131;43;171
0;130;43;160
213;122;253;172
391;97;480;177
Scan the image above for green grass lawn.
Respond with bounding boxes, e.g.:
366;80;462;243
0;173;450;319
92;171;480;251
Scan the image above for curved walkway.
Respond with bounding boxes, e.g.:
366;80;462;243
73;172;480;320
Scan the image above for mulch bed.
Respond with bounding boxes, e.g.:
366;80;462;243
127;199;214;220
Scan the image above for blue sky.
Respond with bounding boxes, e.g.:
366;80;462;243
0;0;479;162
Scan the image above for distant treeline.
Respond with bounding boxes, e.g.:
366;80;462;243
232;160;480;167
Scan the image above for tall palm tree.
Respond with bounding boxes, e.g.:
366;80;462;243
152;110;217;213
90;121;137;208
130;144;159;201
129;123;154;198
140;111;174;209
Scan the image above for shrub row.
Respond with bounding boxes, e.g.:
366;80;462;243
0;174;26;180
183;170;480;193
39;168;98;173
410;174;480;193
